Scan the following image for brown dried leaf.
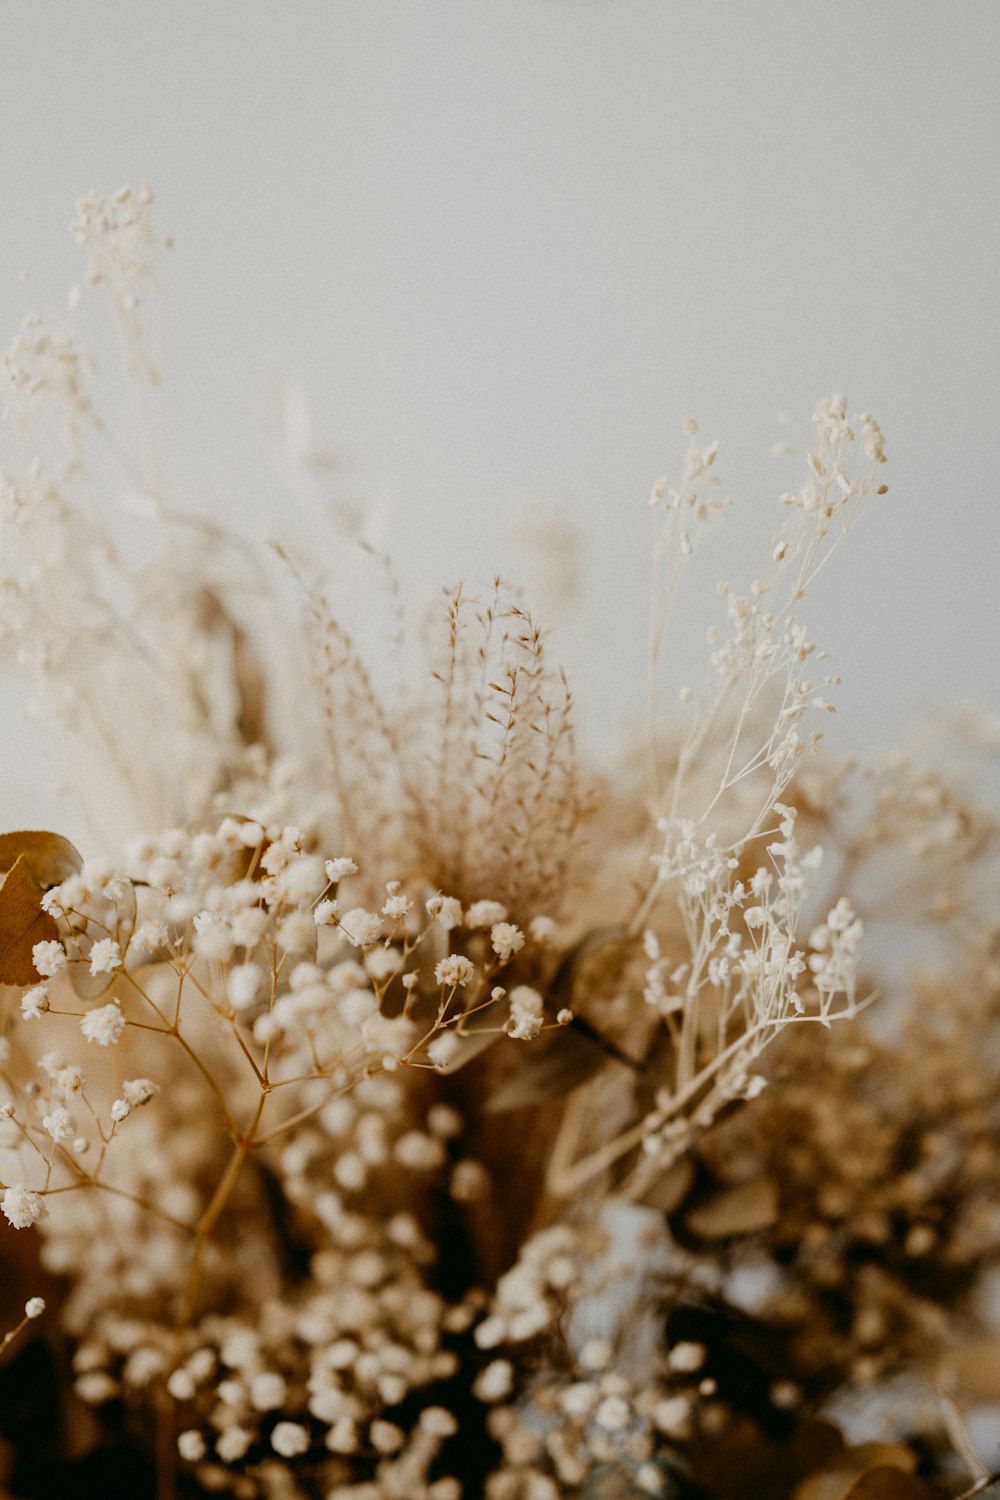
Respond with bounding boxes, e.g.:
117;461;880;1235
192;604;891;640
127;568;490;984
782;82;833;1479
66;957;116;1003
848;1447;918;1476
639;1156;696;1215
795;1447;919;1500
796;1475;860;1500
0;856;59;986
232;620;270;751
433;1012;506;1075
842;1469;932;1500
486;1023;606;1112
691;1416;842;1498
795;1475;860;1500
0;830;82;887
685;1176;779;1238
943;1337;1000;1401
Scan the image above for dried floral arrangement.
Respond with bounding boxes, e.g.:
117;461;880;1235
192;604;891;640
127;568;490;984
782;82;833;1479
0;188;998;1500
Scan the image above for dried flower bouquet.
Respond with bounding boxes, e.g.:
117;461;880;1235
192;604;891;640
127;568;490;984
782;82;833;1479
0;189;998;1500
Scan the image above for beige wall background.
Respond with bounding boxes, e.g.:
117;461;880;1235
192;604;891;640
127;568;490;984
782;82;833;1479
1;1;997;833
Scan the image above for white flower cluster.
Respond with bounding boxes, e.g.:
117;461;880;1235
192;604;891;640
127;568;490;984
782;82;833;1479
52;1071;486;1499
471;1223;711;1498
632;805;860;1189
0;803;569;1495
808;895;864;1007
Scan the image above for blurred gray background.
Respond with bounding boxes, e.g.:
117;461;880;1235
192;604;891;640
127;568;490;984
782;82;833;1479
1;1;998;831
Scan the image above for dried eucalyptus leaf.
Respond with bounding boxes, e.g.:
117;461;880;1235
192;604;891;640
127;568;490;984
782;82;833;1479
795;1446;920;1500
232;620;270;751
434;1027;502;1075
548;926;627;1011
0;855;59;986
0;829;82;886
487;1024;606;1112
685;1176;779;1239
638;1157;695;1215
66;960;117;1003
434;999;507;1075
842;1468;932;1500
794;1474;857;1500
847;1446;917;1476
945;1337;1000;1400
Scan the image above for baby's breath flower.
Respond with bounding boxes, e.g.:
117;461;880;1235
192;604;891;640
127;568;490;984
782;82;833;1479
230;906;268;947
360;1012;414;1060
474;1359;514;1402
31;940;66;978
75;1372;116;1405
42;1106;76;1141
434;954;474;988
490;922;524;963
338;987;378;1026
466;900;507;929
365;947;402;981
20;985;48;1020
216;1427;252;1463
80;1001;125;1046
427;1102;463;1139
420;1406;458;1437
594;1394;631;1430
277;854;325;902
427;894;463;929
394;1130;447;1171
192;910;233;960
249;1371;287;1411
2;1184;46;1230
24;1297;45;1319
227;963;263;1011
668;1341;706;1373
276;910;315;953
130;921;168;954
370;1419;405;1454
381;881;412;920
122;1077;158;1105
326;1416;359;1454
338;907;382;949
252;1014;281;1044
428;1032;461;1069
527;915;557;944
579;1339;613;1371
88;937;122;975
506;985;544;1041
652;1394;691;1437
167;1367;196;1400
177;1430;206;1463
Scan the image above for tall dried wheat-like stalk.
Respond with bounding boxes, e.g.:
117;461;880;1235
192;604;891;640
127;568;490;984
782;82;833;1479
297;567;586;920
